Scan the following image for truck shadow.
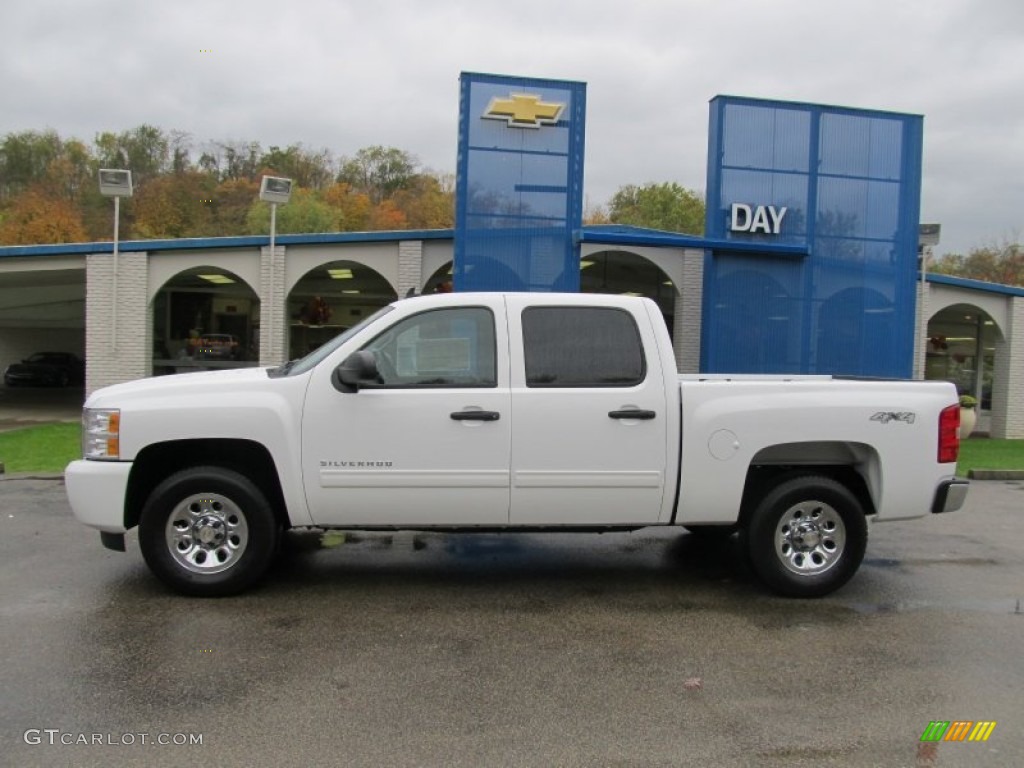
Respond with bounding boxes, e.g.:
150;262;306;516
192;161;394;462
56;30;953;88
265;527;759;600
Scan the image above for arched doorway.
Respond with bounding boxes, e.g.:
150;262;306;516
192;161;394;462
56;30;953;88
423;262;453;294
151;267;260;375
287;260;397;359
579;250;676;334
926;303;1002;411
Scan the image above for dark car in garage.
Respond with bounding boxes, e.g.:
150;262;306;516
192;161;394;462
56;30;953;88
3;352;85;387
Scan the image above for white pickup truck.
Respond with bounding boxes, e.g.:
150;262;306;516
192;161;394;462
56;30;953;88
66;292;968;598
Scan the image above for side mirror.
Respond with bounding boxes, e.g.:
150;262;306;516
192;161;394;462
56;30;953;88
332;350;381;393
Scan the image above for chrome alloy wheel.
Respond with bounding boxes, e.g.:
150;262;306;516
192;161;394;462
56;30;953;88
774;500;846;576
165;493;249;575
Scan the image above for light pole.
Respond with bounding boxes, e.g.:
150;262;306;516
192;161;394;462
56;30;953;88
259;176;293;363
98;169;133;352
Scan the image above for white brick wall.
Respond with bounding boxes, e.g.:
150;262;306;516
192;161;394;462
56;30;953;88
990;296;1024;439
398;240;423;296
258;245;288;365
672;249;704;373
85;251;150;395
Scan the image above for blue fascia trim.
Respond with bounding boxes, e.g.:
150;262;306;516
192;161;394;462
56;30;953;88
925;272;1024;297
461;71;587;91
0;229;455;259
710;94;923;121
578;226;808;257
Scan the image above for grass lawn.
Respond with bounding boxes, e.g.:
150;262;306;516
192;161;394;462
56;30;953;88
0;421;1021;479
0;423;81;474
958;438;1024;477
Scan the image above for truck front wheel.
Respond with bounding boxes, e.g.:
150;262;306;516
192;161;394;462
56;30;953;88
139;466;279;597
742;475;867;598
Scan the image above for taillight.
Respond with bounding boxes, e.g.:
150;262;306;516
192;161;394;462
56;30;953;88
938;404;960;464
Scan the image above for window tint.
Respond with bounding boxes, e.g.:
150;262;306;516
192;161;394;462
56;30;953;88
522;307;645;387
362;307;496;388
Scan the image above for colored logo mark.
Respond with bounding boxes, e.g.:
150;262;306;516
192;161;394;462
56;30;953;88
920;721;996;742
482;93;564;129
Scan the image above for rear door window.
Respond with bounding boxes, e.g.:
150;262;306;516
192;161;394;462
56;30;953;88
521;307;645;387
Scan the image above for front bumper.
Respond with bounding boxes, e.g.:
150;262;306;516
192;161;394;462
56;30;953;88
65;459;133;533
932;479;969;514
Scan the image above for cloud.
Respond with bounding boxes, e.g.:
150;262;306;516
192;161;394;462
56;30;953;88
3;0;1022;255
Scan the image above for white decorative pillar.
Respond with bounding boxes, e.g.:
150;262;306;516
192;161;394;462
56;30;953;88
259;245;288;365
85;251;150;395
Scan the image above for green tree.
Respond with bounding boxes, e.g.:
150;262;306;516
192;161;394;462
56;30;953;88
607;182;705;234
337;146;417;203
0;130;66;200
244;188;340;235
93;125;170;186
258;144;334;190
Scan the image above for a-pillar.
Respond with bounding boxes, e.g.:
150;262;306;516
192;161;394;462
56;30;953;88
85;251;151;395
990;295;1024;438
259;245;288;366
673;248;705;373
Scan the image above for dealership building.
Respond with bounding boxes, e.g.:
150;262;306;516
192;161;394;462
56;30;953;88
1;76;1022;437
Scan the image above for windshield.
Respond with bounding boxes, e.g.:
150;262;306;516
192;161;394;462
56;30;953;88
274;305;394;377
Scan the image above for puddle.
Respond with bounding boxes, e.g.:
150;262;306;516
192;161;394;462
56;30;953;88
846;598;1023;616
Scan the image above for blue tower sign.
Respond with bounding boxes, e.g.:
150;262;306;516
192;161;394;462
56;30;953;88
454;72;587;292
702;96;924;378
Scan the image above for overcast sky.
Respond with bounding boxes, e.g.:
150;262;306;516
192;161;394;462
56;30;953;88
3;0;1021;256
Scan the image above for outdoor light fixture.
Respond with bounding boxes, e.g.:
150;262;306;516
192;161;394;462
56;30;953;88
198;274;235;285
327;268;354;279
98;168;133;198
98;169;133;352
259;176;293;204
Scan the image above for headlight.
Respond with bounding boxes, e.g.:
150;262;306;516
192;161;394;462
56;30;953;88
83;408;121;460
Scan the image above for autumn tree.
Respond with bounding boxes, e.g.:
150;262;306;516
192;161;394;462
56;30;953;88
0;186;88;244
391;173;454;229
931;242;1024;287
133;171;218;239
607;182;705;235
321;182;372;231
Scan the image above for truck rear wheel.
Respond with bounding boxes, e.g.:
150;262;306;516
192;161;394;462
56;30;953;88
139;466;279;597
742;475;867;598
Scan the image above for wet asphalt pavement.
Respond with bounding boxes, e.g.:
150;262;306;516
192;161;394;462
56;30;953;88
0;477;1021;768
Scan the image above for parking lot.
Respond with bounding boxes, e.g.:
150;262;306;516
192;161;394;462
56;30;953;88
0;477;1021;767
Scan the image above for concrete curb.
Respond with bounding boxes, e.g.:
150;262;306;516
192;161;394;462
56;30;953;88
967;469;1024;481
0;472;64;482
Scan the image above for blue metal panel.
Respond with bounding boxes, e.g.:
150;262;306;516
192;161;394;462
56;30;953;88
455;72;586;292
703;96;923;377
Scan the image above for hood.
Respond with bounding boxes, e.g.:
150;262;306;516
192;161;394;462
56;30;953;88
85;366;274;408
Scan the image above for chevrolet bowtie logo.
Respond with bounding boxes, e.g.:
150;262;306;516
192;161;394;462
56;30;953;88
482;92;565;129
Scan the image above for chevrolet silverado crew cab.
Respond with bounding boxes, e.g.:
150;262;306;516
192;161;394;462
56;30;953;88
65;292;968;598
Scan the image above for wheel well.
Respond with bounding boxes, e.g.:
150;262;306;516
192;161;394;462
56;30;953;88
738;464;876;528
125;439;289;531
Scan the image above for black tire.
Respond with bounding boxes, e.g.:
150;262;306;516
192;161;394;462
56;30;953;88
741;475;867;598
683;523;739;538
139;466;280;596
